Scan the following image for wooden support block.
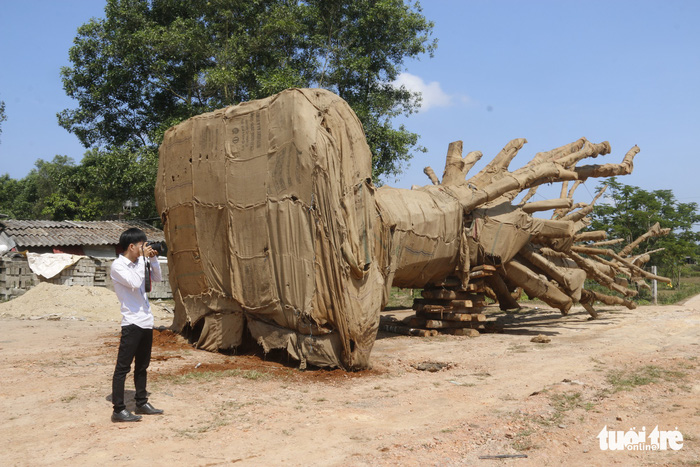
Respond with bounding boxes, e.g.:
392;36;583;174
408;317;427;328
449;297;486;308
423;304;447;313
440;328;481;337
432;276;461;288
448;299;475;308
421;289;485;300
415;304;488;315
419;311;487;322
419;311;471;321
424;319;478;329
412;300;444;310
451;306;489;314
415;304;445;314
424;281;483;292
413;302;446;313
379;323;436;337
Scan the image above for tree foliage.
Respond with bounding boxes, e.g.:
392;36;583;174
590;177;700;283
59;0;436;181
0;149;157;222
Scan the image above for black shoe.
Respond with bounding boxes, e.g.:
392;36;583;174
111;409;142;423
135;402;163;415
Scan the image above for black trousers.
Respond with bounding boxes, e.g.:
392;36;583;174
112;324;153;412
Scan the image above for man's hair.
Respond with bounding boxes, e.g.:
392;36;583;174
119;228;147;251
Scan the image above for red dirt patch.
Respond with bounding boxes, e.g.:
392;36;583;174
150;329;385;381
152;328;190;351
163;354;383;383
106;328;385;380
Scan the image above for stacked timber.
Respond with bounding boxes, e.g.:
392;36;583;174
379;266;502;338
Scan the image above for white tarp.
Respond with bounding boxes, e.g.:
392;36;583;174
26;253;83;279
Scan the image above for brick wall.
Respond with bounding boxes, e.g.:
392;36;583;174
0;256;172;301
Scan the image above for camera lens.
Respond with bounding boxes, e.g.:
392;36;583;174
146;241;167;256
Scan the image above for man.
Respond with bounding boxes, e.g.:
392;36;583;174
110;227;164;422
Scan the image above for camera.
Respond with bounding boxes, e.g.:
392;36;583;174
146;240;167;256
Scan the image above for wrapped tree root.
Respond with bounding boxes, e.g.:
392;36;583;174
156;88;670;369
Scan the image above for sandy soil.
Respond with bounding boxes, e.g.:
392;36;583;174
1;283;698;466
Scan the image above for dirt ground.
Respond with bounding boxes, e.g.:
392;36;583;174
1;283;699;466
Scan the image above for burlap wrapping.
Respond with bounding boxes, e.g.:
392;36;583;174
156;89;386;369
155;88;565;368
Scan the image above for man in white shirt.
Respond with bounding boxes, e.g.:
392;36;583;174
110;228;164;422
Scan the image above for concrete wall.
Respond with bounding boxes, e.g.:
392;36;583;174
0;256;172;301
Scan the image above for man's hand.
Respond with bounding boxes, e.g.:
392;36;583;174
142;244;157;258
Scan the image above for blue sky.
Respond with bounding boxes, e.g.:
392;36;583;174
1;0;698;206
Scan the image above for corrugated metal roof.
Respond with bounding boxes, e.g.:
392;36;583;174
0;220;165;248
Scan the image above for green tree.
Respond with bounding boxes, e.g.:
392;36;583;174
590;177;700;285
77;146;160;221
0;174;33;218
32;156;82;219
58;0;435;181
4;155;89;220
0;159;67;219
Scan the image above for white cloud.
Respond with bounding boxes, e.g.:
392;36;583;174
393;72;455;112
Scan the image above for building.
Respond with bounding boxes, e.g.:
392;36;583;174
0;219;165;256
0;219;170;300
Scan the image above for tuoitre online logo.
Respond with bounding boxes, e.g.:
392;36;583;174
597;425;684;451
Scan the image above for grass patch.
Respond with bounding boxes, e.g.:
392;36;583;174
605;365;687;393
508;390;594;451
581;275;700;306
657;281;700;304
512;427;537;451
507;344;528;353
240;369;270;380
173;400;251;438
158;368;273;385
551;392;594;413
386;287;419;309
537;392;594;426
174;415;230;438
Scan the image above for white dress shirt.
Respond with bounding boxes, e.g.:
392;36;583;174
110;254;163;329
